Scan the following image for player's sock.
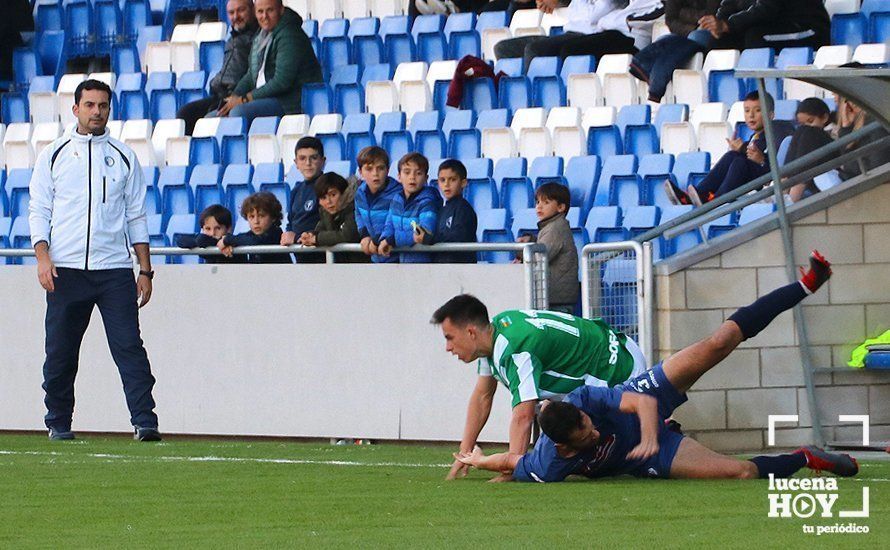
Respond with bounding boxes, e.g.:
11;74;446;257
727;251;831;339
749;453;807;479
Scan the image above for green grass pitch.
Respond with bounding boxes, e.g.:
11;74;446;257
0;434;886;548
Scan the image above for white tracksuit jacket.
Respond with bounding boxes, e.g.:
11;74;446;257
28;126;149;270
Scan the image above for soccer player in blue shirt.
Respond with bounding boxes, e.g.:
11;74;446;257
455;252;860;482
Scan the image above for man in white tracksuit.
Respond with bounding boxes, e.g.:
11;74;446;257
29;79;161;442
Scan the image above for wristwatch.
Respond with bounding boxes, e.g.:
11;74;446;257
139;270;155;280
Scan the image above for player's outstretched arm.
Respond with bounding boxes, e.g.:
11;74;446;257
454;446;521;475
619;392;660;461
447;376;498;480
508;400;537;455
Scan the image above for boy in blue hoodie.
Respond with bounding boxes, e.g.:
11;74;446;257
354;146;402;263
378;152;440;264
433;159;477;264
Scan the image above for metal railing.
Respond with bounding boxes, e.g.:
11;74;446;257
580;241;654;363
0;242;551;310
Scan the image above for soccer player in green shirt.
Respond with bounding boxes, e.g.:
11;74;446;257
431;295;649;481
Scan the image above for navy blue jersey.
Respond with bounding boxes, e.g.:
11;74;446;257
512;365;687;482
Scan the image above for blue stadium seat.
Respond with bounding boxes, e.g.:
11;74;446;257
737;47;779;97
448;19;481;60
6;169;32;220
590;155;637;209
528;156;564;187
117;72;148;120
442;109;475;139
351;18;385;69
177;70;206;108
65;0;95;58
616;104;651;136
476;108;510;129
317;132;346;161
148;72;177;122
326;160;354;179
444;12;476;41
584;205;622;238
165;213;199;263
709;69;744;104
672;152;710;188
219;117;248;166
477;208;512;264
200;40;225;76
253;162;287;207
122;0;151;44
608;174;643;208
703;212;738;239
511;208;539;238
465;177;498;211
654;103;687;137
144;182;161;215
416;131;447;160
561;55;596;81
638;154;675;207
739;203;776;225
222;164;255;216
775;46;813;69
320;18;352;75
381;130;413;162
660;205;701;256
112;43;141;75
564;155;600;211
587;125;623;158
527;56;563;108
361;63;393;86
464;158;493;179
623;206;660;238
382;16;415;66
495;57;523;77
10;217;35;264
1;93;29;123
624;124;659;156
143;166;159;189
448;129;481;159
832;13;867;47
342;112;376;159
37;30;66;80
493;157;527;189
94;0;122;57
593;226;629;244
303;18;318;39
413;14;447;63
476;10;509;31
302;84;333;118
12;49;40;92
35;0;65;32
159;166;193;226
373;111;405;144
408;110;442;137
137;25;162;63
189;164;223;214
249;116;279;139
500;177;534;216
868;0;890;43
332;65;364;116
774;99;798;122
462;78;498;111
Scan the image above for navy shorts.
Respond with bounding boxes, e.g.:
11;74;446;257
622;363;688;479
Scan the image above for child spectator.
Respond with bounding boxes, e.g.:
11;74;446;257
516;183;579;314
665;91;793;206
354;146;403;263
433;159;478;264
218;191;292;263
784;98;833;201
378;153;441;264
282;136;326;263
298;172;369;263
176;204;245;263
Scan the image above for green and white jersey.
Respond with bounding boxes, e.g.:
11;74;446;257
478;310;635;407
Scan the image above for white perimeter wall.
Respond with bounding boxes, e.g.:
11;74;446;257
0;264;529;442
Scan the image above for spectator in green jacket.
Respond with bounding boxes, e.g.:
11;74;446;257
218;0;322;124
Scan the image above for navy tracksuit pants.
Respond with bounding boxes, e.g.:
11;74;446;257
43;268;158;431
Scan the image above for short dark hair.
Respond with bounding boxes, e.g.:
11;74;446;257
314;171;349;199
744;90;774;113
535;182;571;207
240;191;283;225
430;294;489;327
438;159;468;180
796;97;830;118
398;152;429;175
539;401;585;445
199;204;233;229
74;79;113;105
357;146;390;169
295;136;324;157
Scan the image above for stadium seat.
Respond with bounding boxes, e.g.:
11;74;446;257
672;151;711;188
461;78;497;112
478;11;511;61
463;158;493;180
481;127;518;160
1;93;28;125
564;155;600;211
4;124;35;170
659;205;701;256
9;216;35;264
814;45;853;67
247;117;282;165
65;0;95;58
448;128;481;159
638;154;675;208
413;14;447;64
590;155;637;209
499;75;531;111
189;164;223;214
341;112;375;161
121;119;156;166
852;43;890;65
698;122;733;159
222;163;255;215
31;122;62;156
427;60;458;111
528;156;564;187
373;111;404;144
6;168;33;219
501;178;534;217
623;206;660;236
587;125;623;158
317;132;346;161
164;213;199;263
308;113;343;137
511;208;539;239
94;0;122;57
276;114;312;163
660;122;697;156
56;74;88;127
352;18;385;70
465;177;498;211
381;130;413;161
832;12;867;47
320;18;352;76
12;48;40;93
253;162;288;207
738;203;776;225
654;104;688;137
381;15;415;67
35;0;65;32
477;208;512;263
584;205;622;242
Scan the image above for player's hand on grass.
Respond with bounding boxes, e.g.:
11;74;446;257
446;458;470;480
626;438;659;462
453;445;484;467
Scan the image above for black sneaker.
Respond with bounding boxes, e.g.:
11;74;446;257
799;250;832;294
48;427;75;441
663;179;690;205
134;427;162;442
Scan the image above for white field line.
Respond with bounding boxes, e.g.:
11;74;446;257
0;450;452;468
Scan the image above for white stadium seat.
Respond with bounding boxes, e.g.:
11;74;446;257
602;73;641;107
57;74;88;128
782;65;826;100
399;80;432;122
852;43;890;65
309;0;343;22
582;106;617;129
29;86;58;124
343;0;370;20
824;0;860;18
31;122;63;156
510;108;547;138
308;114;343;136
691;102;728;131
426;60;458;89
365;81;400;115
510;9;543;34
371;0;403;18
105;120;123;140
481;26;511;60
170;24;199;44
814;45;853;68
481;127;517;160
4;123;35;169
144;42;173;73
121;119;156;166
660;122;697;155
277;114;311;161
567;72;603;108
726;101;745;125
170;42;199;75
518;127;552;159
151;118;185;166
545;107;582;133
551;126;586;158
197;22;228;43
697;122;733;158
670;69;707;106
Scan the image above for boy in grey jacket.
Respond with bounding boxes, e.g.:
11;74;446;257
518;183;580;314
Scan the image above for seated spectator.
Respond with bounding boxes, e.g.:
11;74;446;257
833;70;890;182
218;191;292;263
281;136;326;263
355;147;403;263
410;0;493;15
630;0;720;102
783;98;833;202
495;0;665;71
433;159;478;264
516;183;579;314
379;153;441;264
177;204;245;263
298;172;369;263
692;0;830;51
217;0;322;124
177;0;259;135
665;91;793;206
